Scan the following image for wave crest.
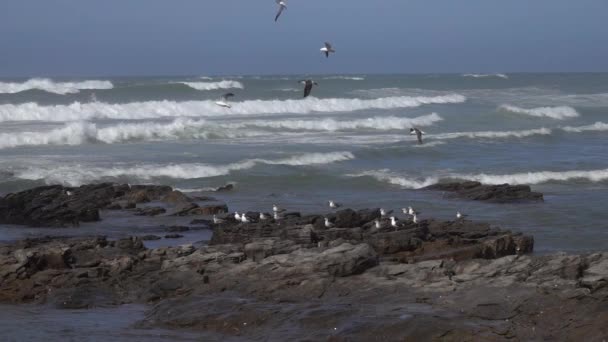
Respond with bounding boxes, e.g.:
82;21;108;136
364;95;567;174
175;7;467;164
0;94;466;122
227;113;443;132
352;168;608;189
178;80;244;91
14;151;355;186
0;78;113;95
462;73;509;79
499;105;579;120
561;122;608;132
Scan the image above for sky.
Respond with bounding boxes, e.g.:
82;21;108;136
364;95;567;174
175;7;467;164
0;0;606;77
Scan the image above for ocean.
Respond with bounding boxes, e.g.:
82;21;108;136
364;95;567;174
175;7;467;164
1;73;607;253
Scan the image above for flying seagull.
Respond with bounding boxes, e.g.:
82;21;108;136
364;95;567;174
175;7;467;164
320;42;335;58
275;0;287;22
410;128;425;144
299;80;318;98
215;93;235;108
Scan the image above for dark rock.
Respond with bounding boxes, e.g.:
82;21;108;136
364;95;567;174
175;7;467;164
133;206;166;216
167;226;190;232
188;204;229;216
165;234;184;239
0;183;176;227
215;183;234;192
424;181;544;203
161;191;193;204
141;235;162;241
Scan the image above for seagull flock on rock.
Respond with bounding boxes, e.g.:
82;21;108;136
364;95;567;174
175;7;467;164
212;199;468;231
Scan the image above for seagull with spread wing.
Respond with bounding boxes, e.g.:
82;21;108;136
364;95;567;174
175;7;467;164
320;42;336;58
299;79;318;98
275;0;287;22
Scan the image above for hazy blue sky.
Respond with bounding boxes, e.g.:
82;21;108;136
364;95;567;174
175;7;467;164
0;0;606;77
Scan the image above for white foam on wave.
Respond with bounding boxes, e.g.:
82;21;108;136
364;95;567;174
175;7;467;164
433;127;552;140
0;119;268;149
15;151;355;186
462;73;509;79
456;169;608;185
323;76;366;81
226;113;443;132
561;122;608;132
0;78;113;95
351;168;608;189
178;80;244;91
349;170;439;189
0;94;466;123
499;104;579;120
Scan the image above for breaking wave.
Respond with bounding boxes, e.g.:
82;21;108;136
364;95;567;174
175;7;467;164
0;78;113;95
0;94;466;122
225;113;443;132
499;105;579;120
14;151;355;186
561;122;608;132
433;128;552;140
178;80;244;91
323;76;365;81
0;119;266;149
351;168;608;189
462;73;509;79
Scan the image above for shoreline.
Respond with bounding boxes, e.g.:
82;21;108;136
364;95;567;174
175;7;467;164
1;183;607;340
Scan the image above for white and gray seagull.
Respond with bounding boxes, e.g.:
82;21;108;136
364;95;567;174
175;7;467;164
456;211;468;220
213;214;225;224
215;92;235;108
328;200;342;209
275;0;287;22
410;127;425;144
320;42;336;58
324;217;335;228
299;79;318;98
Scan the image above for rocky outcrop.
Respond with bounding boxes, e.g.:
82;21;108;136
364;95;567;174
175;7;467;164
210;208;533;262
424;181;544;203
0;184;228;227
0;233;606;340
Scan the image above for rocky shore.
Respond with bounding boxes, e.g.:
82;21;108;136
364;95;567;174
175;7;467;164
1;184;607;340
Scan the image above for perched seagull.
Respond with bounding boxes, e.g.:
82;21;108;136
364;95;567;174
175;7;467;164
328;200;342;209
401;208;408;215
273;212;282;221
324;217;335;228
275;0;287;22
390;216;399;228
234;211;241;221
407;206;420;216
380;208;393;217
374;219;382;230
412;213;419;224
241;214;250;223
410;128;425;144
65;190;73;196
215;93;235;108
456;211;468;220
320;42;336;58
213;214;225;224
299;80;318;98
259;212;269;221
273;204;285;213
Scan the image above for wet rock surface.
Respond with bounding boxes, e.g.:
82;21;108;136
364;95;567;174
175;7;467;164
424;181;544;203
0;183;228;227
1;203;606;340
